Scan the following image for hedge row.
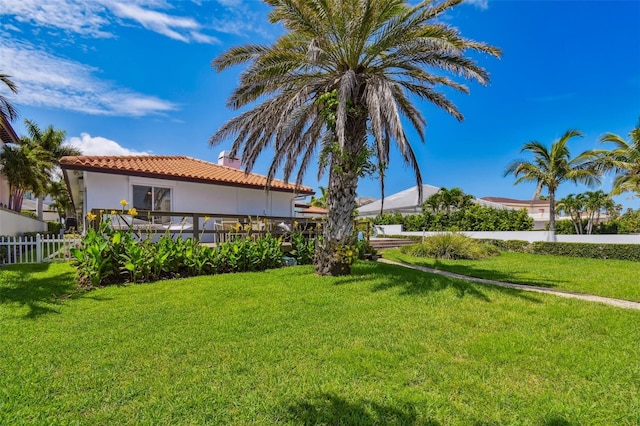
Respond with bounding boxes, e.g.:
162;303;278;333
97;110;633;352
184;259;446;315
481;239;640;262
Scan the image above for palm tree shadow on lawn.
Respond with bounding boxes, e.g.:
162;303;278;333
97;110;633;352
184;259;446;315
394;256;567;289
344;262;542;304
0;263;109;319
281;392;440;426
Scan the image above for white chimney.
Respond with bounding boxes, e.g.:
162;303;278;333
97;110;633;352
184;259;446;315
218;151;242;169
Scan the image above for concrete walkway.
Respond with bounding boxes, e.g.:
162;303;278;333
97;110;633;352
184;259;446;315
378;258;640;311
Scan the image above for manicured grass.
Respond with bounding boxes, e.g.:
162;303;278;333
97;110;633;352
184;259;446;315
383;249;640;302
1;262;639;424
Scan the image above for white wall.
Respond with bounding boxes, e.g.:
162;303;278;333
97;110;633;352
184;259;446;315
398;230;640;245
84;171;296;218
0;174;10;208
0;208;47;236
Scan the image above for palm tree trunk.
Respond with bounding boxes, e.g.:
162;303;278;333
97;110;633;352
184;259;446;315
548;189;557;242
315;157;359;276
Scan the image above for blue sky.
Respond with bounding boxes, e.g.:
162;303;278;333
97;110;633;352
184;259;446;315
1;0;639;209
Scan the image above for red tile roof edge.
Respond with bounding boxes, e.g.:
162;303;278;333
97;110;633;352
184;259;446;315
60;155;314;195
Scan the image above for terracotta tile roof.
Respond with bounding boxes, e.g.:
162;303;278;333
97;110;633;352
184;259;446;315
0;116;20;144
60;155;314;194
298;205;328;215
481;196;550;205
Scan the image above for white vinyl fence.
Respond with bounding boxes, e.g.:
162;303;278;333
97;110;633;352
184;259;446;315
0;234;82;265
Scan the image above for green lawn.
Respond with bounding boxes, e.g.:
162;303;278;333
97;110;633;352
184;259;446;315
382;249;640;303
1;262;638;425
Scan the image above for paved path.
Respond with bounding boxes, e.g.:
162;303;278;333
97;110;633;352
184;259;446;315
378;258;640;311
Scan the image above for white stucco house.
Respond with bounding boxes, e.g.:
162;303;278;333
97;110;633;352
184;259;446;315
60;152;314;236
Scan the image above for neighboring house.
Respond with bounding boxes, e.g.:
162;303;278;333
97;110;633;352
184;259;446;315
295;202;328;218
480;197;559;230
357;185;509;218
60;153;314;234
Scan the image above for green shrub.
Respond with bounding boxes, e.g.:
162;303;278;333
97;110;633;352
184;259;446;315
479;239;640;262
20;210;39;219
290;232;316;265
71;216;288;287
373;205;533;232
480;239;531;253
47;221;63;234
530;242;640;261
400;233;500;260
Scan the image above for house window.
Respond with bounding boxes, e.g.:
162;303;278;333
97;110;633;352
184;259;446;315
132;185;171;211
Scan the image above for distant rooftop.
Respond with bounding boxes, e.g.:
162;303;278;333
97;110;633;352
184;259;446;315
481;197;550;205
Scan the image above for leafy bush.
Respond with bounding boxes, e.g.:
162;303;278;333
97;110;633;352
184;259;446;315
530;242;640;261
20;210;39;219
374;204;533;232
71;217;287;288
479;239;640;262
400;233;499;260
47;221;63;234
479;239;531;253
290;232;316;265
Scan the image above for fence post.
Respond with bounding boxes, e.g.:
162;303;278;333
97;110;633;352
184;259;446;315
36;233;42;263
192;213;200;241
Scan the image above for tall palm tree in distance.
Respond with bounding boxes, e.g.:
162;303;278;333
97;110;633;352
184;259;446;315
0;142;52;211
210;0;500;275
21;119;81;218
599;120;640;197
504;130;602;240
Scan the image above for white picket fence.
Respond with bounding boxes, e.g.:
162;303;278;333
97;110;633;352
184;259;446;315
0;234;82;265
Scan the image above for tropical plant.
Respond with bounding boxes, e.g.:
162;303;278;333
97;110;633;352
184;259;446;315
48;177;73;220
556;193;586;234
21;119;80;166
582;190;614;235
0;141;52;211
599;119;640;197
310;186;328;208
0;73;18;124
209;0;500;275
504;130;601;238
4;120;81;214
423;187;473;214
400;233;499;260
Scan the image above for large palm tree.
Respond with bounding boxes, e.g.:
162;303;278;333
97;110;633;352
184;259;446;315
210;0;500;275
504;130;602;239
0;73;18;124
599;120;640;197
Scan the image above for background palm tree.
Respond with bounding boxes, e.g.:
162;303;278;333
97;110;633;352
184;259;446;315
599;120;640;197
210;0;500;275
310;186;328;208
504;130;601;240
48;178;73;220
556;193;586;234
20;119;81;218
423;187;472;214
0;141;52;211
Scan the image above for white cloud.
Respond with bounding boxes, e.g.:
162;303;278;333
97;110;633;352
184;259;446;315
64;133;151;156
108;2;219;43
0;0;219;43
0;0;113;38
1;39;178;116
465;0;489;10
